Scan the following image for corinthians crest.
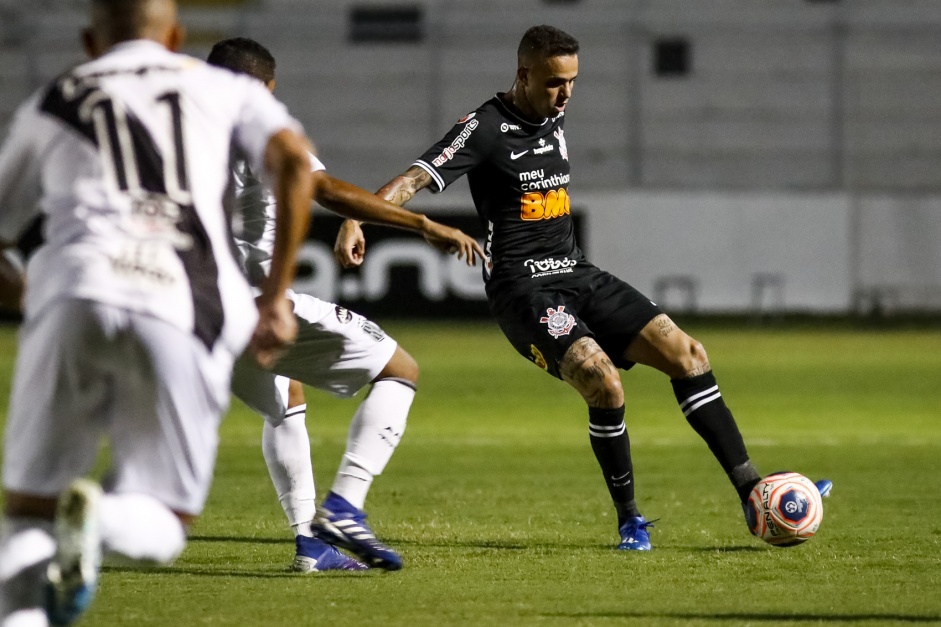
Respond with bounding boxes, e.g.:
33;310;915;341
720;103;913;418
540;305;577;338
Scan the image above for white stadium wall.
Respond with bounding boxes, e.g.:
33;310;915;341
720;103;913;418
5;0;940;193
582;191;941;314
855;195;941;311
1;0;940;313
581;191;854;313
402;189;941;315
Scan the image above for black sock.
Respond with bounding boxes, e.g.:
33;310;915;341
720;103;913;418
588;406;640;521
729;461;762;503
672;372;760;501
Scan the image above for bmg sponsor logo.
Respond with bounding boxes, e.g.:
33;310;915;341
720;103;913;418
520;188;571;221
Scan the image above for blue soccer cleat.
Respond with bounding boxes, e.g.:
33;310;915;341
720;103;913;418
617;516;655;551
292;535;368;573
310;493;403;571
45;479;103;626
814;479;833;498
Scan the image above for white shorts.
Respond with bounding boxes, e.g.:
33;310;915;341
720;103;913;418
2;298;236;515
231;292;397;425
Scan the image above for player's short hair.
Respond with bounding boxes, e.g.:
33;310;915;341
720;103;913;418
517;25;579;65
207;37;276;84
91;0;174;41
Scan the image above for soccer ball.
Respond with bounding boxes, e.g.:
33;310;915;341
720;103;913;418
747;472;823;547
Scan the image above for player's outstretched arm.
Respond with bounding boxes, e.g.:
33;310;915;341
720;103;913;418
376;165;433;207
320;168;483;267
314;170;429;234
250;129;313;368
416;218;484;266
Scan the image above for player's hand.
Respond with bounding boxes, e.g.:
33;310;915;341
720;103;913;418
334;219;366;268
421;218;485;266
250;295;297;369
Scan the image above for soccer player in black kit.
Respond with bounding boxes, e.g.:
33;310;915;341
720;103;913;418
335;25;831;550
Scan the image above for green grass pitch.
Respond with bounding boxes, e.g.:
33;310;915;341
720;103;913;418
1;321;940;626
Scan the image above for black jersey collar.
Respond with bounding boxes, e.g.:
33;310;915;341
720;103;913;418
494;93;558;127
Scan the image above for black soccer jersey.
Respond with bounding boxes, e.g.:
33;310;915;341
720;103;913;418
413;94;584;284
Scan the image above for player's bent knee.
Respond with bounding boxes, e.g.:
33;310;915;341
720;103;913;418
691;340;708;363
571;354;624;408
377;346;419;385
673;339;711;378
287;379;305;408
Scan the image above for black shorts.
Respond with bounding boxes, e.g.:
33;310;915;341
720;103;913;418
486;263;663;379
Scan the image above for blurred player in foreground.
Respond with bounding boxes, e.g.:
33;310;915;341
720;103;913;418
339;24;831;551
0;1;311;624
207;37;483;571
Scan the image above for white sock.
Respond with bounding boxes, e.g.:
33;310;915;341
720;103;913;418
0;517;55;625
330;379;414;510
98;493;186;565
262;405;316;536
1;609;48;627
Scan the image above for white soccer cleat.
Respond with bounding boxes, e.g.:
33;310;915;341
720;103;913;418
45;479;103;626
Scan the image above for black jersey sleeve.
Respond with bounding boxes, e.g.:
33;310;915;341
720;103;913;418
412;110;495;193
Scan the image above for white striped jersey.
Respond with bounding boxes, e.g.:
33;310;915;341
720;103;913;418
233;152;324;288
0;40;303;354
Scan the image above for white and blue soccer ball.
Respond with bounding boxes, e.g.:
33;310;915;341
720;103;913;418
747;471;823;547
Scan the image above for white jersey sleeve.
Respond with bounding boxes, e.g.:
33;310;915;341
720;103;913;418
233;151;324;287
231;80;305;184
0;94;48;243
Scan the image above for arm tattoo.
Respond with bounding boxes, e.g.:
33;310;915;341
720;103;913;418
377;165;432;207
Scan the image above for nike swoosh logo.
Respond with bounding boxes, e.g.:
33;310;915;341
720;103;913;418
611;471;632;487
510;150;528;160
